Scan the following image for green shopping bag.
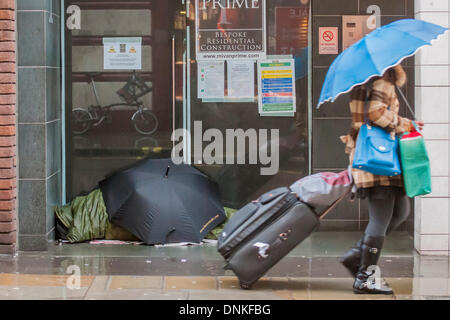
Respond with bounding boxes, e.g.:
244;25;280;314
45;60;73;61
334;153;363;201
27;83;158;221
399;126;432;198
395;86;432;198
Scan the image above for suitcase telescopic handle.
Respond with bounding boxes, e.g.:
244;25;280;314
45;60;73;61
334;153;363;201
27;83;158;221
318;190;352;220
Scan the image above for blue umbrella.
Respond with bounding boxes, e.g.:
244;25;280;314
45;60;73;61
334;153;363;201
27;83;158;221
317;19;449;108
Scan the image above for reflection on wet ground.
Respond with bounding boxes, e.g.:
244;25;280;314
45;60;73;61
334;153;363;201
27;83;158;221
1;232;416;276
1;232;449;300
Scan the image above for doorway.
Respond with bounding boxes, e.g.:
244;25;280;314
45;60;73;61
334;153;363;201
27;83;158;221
64;0;311;209
179;0;311;208
64;0;178;199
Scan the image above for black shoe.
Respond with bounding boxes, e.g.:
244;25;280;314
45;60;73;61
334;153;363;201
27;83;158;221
353;272;394;295
340;239;362;277
352;235;393;295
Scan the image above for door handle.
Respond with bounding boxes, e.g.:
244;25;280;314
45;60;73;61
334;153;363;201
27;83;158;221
172;34;176;149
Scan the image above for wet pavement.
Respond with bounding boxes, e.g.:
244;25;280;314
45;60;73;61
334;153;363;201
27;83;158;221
0;232;449;300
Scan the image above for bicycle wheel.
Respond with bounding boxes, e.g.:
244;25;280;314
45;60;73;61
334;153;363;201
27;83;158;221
72;108;92;135
132;109;159;135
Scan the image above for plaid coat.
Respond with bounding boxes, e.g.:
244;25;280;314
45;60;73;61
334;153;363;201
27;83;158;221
340;65;414;189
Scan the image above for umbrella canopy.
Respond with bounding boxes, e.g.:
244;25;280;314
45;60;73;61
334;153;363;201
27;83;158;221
318;19;448;108
99;158;226;244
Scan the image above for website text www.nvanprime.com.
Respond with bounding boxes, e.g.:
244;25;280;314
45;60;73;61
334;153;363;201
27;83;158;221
201;53;261;59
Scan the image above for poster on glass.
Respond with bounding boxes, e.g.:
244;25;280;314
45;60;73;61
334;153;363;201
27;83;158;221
195;0;267;60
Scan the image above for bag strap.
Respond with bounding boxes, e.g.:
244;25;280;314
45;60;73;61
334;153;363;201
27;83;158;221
395;85;416;120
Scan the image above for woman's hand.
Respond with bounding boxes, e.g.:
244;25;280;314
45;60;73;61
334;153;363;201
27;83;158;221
415;121;425;131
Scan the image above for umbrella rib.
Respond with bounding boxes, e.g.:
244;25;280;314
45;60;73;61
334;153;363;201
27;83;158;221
167;177;224;213
167;185;203;242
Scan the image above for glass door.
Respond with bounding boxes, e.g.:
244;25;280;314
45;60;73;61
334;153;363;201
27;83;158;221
180;0;311;209
64;0;310;209
65;0;182;199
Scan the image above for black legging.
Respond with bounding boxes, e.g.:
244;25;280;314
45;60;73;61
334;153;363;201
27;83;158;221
365;187;411;237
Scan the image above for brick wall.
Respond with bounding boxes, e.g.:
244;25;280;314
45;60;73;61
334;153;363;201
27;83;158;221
0;0;16;255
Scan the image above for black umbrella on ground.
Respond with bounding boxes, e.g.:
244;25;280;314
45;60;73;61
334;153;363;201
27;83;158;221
99;158;226;244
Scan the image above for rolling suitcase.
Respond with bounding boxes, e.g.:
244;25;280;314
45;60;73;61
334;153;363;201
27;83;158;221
217;186;349;289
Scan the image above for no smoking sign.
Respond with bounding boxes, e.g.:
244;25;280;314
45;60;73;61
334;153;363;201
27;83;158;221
319;27;338;55
323;30;334;42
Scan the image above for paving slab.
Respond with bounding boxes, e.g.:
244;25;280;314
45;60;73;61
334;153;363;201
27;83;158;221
187;289;283;300
108;276;162;290
0;285;88;299
165;276;217;290
307;278;395;300
85;289;189;300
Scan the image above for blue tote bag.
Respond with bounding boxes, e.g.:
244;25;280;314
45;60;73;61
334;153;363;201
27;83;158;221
352;83;402;177
353;124;402;176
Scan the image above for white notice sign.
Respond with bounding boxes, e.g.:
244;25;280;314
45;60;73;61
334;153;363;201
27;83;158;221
227;60;255;99
103;37;142;70
319;27;338;55
195;0;267;60
198;61;225;99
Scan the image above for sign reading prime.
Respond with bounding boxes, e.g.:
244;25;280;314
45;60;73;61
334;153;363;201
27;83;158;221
200;0;261;9
196;0;267;60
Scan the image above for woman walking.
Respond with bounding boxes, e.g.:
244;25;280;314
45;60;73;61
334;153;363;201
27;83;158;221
340;65;424;294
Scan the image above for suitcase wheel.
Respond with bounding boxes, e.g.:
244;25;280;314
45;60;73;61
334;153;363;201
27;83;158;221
239;281;252;290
